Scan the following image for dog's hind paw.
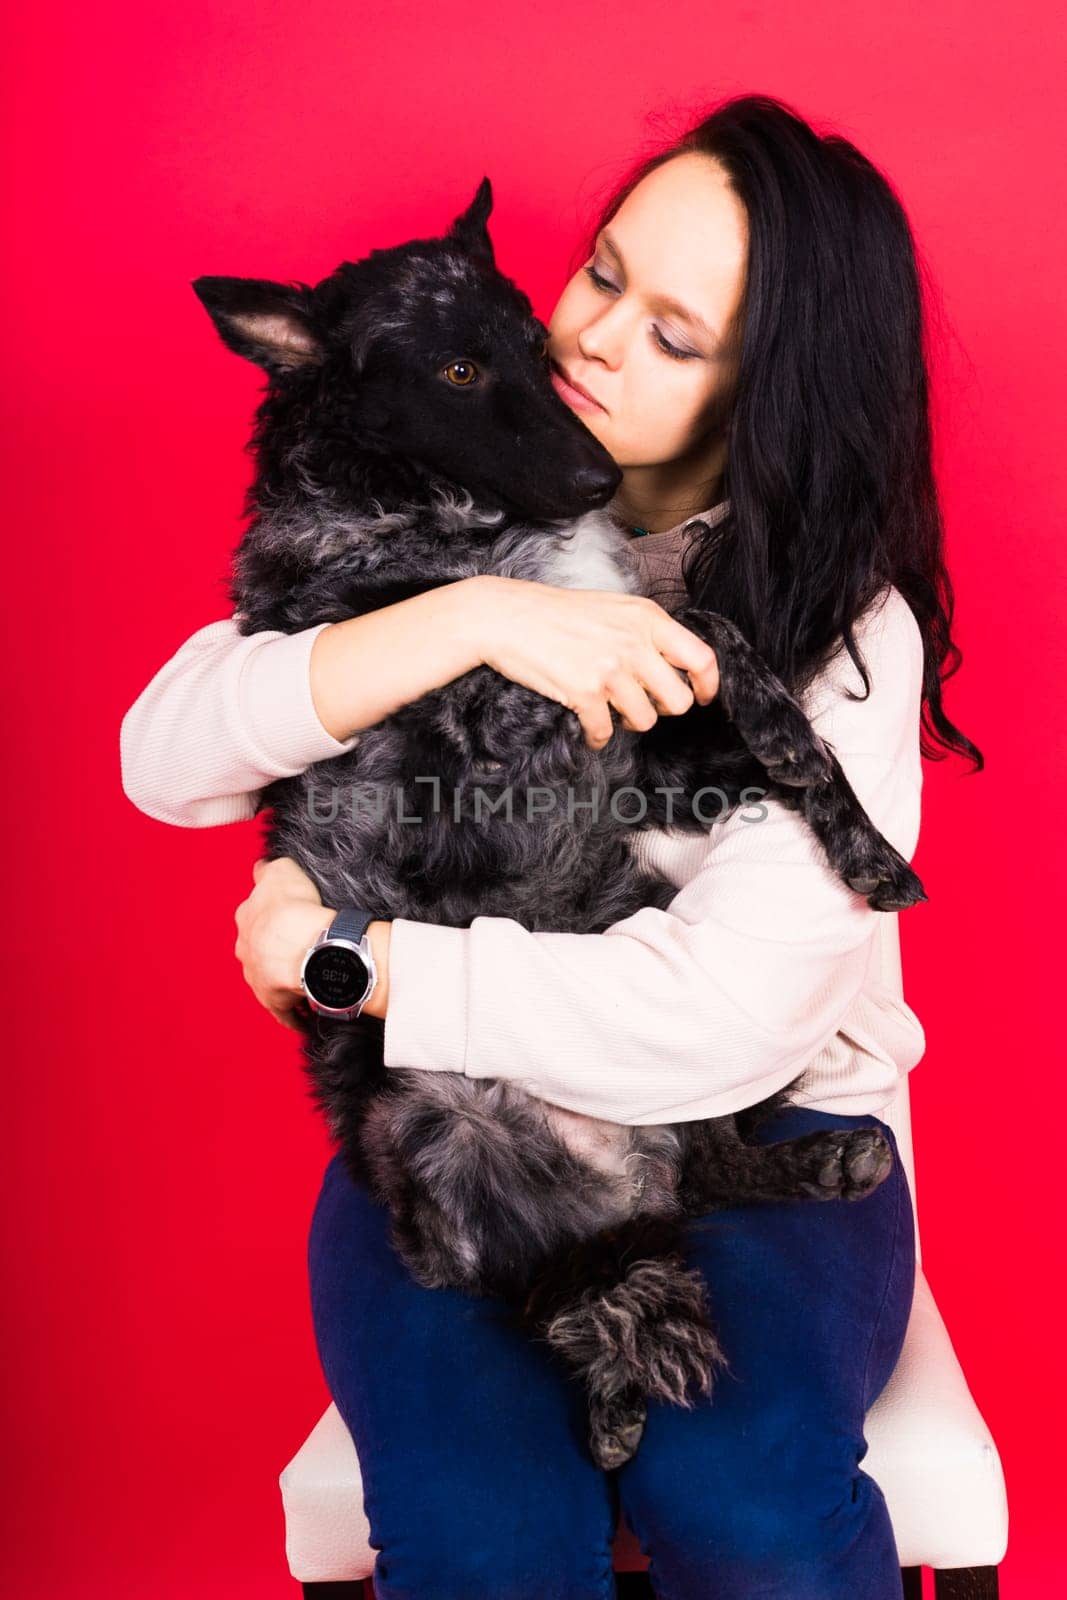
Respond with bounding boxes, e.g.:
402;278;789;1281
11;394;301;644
589;1388;647;1471
796;1127;894;1201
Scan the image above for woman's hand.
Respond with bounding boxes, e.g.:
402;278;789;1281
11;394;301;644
233;857;335;1030
234;857;392;1029
476;577;720;751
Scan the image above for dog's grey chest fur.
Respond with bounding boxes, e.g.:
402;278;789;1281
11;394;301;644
489;507;643;596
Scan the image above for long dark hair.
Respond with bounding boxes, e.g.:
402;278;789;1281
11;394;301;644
571;93;982;771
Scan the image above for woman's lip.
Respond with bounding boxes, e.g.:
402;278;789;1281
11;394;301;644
550;360;608;414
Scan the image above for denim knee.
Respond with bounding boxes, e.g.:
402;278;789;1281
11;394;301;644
624;1450;879;1597
372;1510;616;1600
637;1465;852;1565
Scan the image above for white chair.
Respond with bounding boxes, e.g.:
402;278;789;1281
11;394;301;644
280;913;1009;1597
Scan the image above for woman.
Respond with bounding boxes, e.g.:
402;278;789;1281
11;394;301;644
120;94;981;1599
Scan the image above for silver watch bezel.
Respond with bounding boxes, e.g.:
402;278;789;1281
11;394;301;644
299;929;378;1019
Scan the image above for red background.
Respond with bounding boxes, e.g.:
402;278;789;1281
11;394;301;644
3;2;1062;1595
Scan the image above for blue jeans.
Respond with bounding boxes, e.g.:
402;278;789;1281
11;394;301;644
308;1102;915;1599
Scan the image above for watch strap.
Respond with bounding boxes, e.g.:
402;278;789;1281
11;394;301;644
325;907;375;946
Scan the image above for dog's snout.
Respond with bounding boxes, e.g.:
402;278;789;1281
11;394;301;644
572;465;620;504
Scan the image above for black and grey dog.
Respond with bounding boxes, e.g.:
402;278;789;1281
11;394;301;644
193;178;926;1469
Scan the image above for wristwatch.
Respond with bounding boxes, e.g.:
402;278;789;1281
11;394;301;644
299;907;379;1020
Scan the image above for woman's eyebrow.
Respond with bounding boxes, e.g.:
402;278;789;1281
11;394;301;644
599;228;722;351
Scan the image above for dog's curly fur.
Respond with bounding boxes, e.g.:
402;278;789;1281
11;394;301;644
193;178;922;1468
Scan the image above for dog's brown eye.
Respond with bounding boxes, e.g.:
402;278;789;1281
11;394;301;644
443;360;479;386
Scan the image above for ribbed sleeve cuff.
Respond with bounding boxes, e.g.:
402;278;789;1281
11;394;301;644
239;623;361;775
382;916;470;1075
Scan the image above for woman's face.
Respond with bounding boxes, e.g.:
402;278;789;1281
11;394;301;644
546;153;748;515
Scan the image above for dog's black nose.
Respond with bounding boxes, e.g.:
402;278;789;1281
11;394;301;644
572;465;619;503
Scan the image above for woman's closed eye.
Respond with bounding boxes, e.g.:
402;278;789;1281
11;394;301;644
583;264;699;362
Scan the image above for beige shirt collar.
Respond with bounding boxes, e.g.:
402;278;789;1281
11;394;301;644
611;497;731;605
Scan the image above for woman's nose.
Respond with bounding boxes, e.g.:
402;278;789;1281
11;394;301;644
577;318;622;369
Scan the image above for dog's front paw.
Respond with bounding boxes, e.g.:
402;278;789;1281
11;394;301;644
853;858;928;912
764;737;836;789
795;1128;894;1201
748;707;836;789
842;833;928;911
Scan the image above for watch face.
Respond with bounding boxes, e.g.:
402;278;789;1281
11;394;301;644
303;943;369;1010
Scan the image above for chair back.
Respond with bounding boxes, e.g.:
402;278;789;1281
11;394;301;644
871;911;921;1267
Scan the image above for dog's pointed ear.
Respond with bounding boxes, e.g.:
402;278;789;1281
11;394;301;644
444;177;495;266
191;276;325;374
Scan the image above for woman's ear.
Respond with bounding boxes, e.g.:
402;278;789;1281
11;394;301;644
191;275;325;375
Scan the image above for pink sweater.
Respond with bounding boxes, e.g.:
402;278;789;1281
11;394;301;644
120;503;926;1124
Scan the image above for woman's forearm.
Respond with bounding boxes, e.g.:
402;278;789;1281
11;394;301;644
309;574;498;741
120;576;505;827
